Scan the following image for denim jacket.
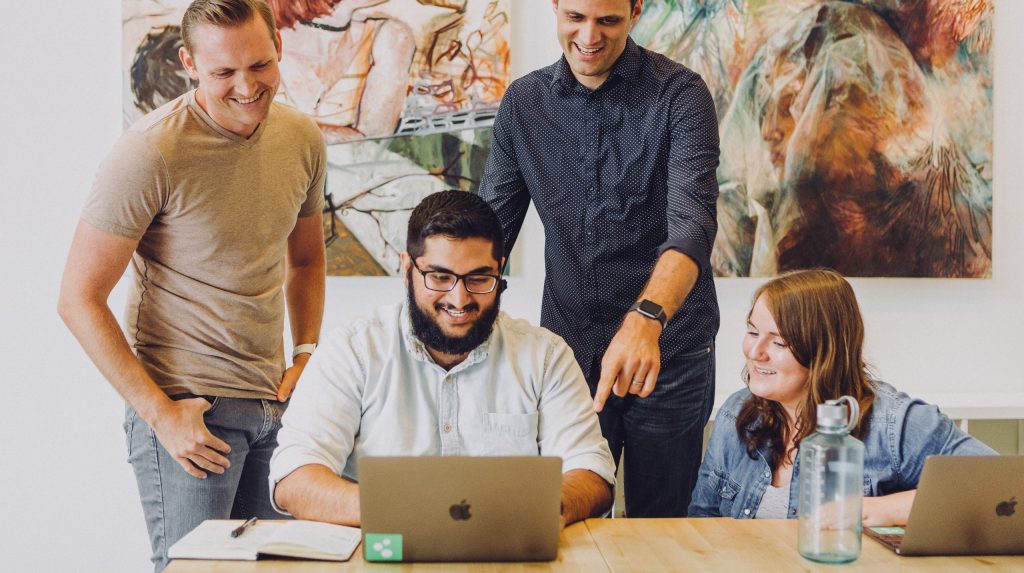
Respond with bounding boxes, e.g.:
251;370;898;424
688;380;996;518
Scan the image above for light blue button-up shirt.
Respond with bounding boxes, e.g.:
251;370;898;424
269;303;616;503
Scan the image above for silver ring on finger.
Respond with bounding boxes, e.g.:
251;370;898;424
630;379;644;387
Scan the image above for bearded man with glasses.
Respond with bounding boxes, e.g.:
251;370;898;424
268;190;616;528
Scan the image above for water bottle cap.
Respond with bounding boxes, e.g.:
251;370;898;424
817;402;848;426
816;396;860;433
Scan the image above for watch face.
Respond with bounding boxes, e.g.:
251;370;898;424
637;299;663;316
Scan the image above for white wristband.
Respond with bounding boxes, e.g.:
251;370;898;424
292;343;317;359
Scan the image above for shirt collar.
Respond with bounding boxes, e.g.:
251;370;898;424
400;301;493;371
550;36;644;91
186;89;266;146
611;37;644;85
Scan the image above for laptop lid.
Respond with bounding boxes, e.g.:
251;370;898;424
900;455;1024;556
358;456;562;562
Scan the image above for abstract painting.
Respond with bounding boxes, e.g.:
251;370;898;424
635;0;993;277
123;0;510;275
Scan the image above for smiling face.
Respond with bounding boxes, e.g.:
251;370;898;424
552;0;642;90
743;294;810;417
179;15;283;137
402;235;503;367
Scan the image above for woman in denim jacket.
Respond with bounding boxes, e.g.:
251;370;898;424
688;269;995;525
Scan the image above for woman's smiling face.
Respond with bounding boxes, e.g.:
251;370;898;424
743;294;810;414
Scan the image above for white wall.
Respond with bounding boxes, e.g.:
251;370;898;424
2;1;1021;571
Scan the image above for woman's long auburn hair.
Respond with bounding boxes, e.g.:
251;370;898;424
736;269;875;469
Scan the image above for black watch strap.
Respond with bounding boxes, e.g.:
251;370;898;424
629;299;667;328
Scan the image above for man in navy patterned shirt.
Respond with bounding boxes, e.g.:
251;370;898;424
478;0;720;517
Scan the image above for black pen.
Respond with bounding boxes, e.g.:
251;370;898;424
231;517;258;538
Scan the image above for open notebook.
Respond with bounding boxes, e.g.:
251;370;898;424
168;519;361;562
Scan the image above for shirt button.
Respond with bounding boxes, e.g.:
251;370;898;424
763;471;770;478
443;423;452;433
743;508;751;516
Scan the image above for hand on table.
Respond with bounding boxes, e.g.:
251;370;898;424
862;491;915;527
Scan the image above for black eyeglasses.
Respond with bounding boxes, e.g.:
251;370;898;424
411;257;502;294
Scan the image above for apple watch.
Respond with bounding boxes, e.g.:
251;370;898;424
629;299;667;328
292;343;317;360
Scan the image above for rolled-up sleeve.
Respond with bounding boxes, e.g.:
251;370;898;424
268;327;365;513
660;74;720;276
536;336;617;486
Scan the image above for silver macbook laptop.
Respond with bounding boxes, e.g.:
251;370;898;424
358;456;562;562
865;455;1024;556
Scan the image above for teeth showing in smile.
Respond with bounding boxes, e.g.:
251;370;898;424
754;367;776;375
576;44;601;55
445;308;467;318
234;92;262;104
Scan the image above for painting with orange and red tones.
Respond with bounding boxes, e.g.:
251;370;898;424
635;0;993;278
124;0;510;275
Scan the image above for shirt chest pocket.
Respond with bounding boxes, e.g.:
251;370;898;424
710;470;740;499
464;412;540;456
708;470;743;517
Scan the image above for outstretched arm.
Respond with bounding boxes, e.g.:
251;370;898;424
593;250;699;411
593;74;719;412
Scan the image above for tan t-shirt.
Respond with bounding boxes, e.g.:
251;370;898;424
82;90;326;399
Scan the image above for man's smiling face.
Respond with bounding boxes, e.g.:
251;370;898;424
552;0;642;90
403;235;503;365
179;15;282;137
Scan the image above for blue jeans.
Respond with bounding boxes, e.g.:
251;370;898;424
590;343;715;517
124;395;289;572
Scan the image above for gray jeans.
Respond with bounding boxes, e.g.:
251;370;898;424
124;395;289;572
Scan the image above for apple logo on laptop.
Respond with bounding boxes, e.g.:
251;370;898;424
996;497;1017;517
449;499;472;521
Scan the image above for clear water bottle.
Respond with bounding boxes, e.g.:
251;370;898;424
797;395;865;563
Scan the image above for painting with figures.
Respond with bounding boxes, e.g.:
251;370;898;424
123;0;510;275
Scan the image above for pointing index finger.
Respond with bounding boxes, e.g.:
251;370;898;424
593;368;617;413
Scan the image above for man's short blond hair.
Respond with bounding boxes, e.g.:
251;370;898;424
181;0;279;54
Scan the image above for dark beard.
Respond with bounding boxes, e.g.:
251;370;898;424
406;272;501;357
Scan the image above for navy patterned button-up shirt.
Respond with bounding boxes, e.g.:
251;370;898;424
479;38;720;381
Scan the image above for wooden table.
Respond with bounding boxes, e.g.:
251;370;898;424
166;518;1024;572
585;518;1024;572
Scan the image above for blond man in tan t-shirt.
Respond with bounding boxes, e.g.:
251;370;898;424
58;1;325;570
